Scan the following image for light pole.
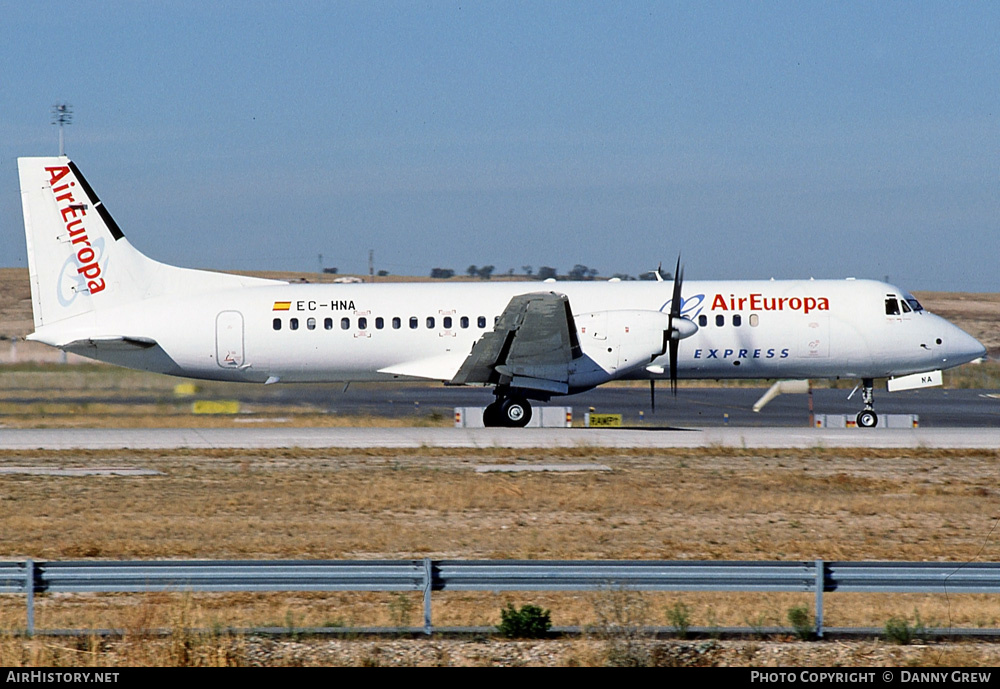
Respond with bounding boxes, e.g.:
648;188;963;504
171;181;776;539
51;102;73;156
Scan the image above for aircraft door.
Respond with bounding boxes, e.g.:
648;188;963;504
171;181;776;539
216;310;245;368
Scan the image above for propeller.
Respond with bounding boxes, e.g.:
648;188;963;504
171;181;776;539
669;256;683;395
652;256;699;410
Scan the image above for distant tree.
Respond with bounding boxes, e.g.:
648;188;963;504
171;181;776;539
477;265;495;280
322;267;339;274
430;268;455;279
537;266;557;281
568;264;598;280
612;273;635;281
467;265;479;278
377;270;389;277
522;265;533;277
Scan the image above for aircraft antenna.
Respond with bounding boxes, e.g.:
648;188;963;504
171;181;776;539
51;102;73;156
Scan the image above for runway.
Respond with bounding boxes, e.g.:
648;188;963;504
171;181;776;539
2;426;999;450
241;386;1000;427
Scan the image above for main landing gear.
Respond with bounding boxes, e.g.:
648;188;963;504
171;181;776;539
483;394;533;428
855;378;878;428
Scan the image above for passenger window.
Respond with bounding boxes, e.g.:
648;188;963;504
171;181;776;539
426;317;435;329
733;315;741;327
715;314;724;327
307;317;316;330
273;318;282;331
324;317;333;330
885;296;900;316
341;317;350;330
409;317;418;329
698;315;707;327
461;316;469;329
375;317;384;329
443;316;452;329
494;316;500;325
358;317;368;330
478;316;486;328
749;314;759;327
392;317;401;329
290;318;299;331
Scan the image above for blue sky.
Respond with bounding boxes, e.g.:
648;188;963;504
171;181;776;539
2;1;998;290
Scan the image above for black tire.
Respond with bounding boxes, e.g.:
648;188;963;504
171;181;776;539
483;402;503;427
501;398;532;427
856;410;878;428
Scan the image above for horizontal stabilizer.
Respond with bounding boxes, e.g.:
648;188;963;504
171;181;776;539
60;336;158;351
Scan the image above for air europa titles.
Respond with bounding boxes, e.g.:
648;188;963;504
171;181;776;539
45;166;106;294
711;293;829;315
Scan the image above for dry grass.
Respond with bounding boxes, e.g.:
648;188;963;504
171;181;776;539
2;446;1000;642
913;290;1000;356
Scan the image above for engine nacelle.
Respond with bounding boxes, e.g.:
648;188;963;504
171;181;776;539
570;310;672;388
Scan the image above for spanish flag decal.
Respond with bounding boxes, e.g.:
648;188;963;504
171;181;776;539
272;301;291;311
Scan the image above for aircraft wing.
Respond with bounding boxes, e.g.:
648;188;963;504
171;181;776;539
377;353;469;381
450;291;582;395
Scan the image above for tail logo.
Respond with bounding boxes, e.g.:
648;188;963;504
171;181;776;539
45;165;107;296
57;237;108;307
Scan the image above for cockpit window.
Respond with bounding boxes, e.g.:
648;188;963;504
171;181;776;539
885;296;900;316
900;299;912;313
898;289;925;312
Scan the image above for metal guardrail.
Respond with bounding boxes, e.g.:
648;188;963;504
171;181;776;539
4;559;999;637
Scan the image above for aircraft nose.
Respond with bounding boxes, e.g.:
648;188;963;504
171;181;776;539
945;326;987;365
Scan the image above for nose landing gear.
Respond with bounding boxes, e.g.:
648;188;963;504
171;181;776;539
855;378;878;428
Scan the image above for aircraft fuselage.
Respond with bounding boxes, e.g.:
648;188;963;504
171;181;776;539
34;278;982;388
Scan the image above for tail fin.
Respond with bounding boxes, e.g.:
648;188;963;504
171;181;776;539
18;156;278;330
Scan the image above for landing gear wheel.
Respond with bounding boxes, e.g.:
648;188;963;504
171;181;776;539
483;401;503;427
500;398;532;427
856;410;878;428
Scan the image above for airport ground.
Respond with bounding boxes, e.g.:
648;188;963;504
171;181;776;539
1;272;998;665
3;443;1000;666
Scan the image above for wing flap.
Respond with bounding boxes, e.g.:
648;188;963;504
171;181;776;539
451;292;580;392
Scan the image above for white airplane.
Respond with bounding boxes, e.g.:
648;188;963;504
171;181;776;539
17;156;986;427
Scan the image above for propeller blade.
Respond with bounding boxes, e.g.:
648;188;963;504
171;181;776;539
669;255;684;395
669;338;679;396
670;256;683;319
